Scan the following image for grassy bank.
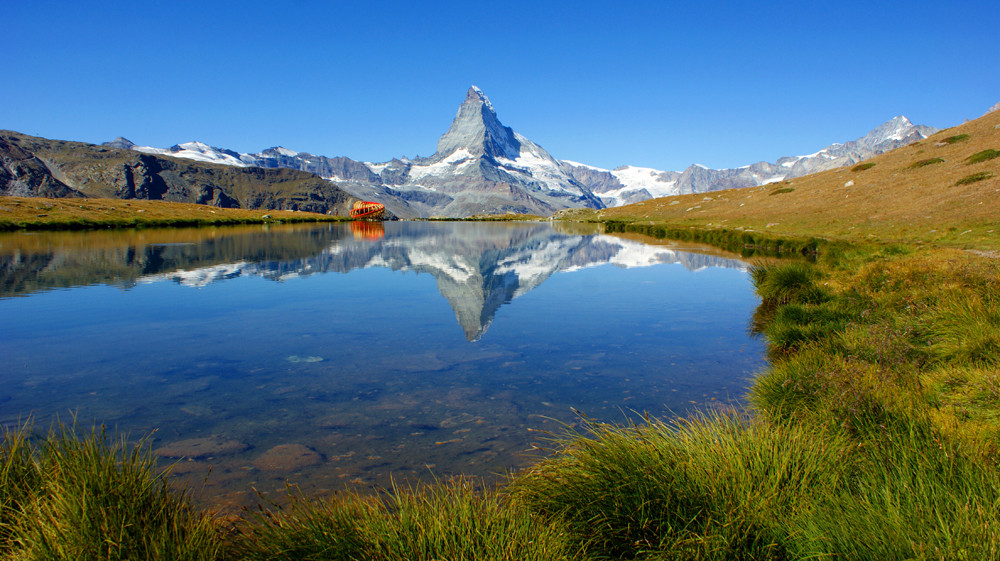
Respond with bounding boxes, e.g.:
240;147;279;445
512;244;1000;559
3;240;998;559
0;196;344;231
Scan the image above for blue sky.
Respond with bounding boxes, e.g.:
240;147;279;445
3;1;997;171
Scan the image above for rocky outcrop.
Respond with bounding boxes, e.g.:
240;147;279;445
0;136;83;198
0;130;358;215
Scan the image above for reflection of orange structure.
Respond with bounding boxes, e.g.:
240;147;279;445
351;221;385;240
349;201;386;220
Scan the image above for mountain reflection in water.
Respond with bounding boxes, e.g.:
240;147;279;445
0;222;747;341
0;222;763;510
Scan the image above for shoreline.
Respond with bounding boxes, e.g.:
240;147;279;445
0;196;346;231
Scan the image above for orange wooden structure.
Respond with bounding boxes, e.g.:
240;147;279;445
349;201;386;220
350;221;385;240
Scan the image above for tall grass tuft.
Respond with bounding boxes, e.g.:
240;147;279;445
512;413;862;560
2;422;222;561
749;261;827;307
0;422;43;551
793;419;1000;560
929;297;1000;368
231;478;579;561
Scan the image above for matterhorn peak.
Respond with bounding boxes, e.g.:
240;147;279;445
434;86;520;161
467;85;495;113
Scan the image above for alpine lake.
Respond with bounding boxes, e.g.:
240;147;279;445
0;221;766;511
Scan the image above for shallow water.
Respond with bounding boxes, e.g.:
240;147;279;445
0;221;766;509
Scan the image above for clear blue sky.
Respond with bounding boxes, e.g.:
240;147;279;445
3;1;997;171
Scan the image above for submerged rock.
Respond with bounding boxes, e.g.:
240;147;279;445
154;436;248;459
286;355;324;363
252;444;323;471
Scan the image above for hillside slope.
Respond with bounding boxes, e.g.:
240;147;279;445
0;131;358;215
584;107;1000;249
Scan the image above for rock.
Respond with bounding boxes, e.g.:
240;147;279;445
252;444;323;472
286;355;323;363
154;436;248;459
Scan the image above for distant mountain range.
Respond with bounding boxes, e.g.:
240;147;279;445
3;86;938;218
562;115;938;206
110;86;937;217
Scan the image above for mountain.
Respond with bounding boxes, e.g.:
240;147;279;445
119;88;937;216
126;87;605;218
562;115;939;207
0;131;357;214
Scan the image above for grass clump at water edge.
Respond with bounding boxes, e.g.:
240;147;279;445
0;421;221;561
231;479;579;561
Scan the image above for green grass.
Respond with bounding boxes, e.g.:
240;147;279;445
769;187;795;195
907;157;945;169
851;162;876;171
601;220;834;258
512;413;852;560
0;421;221;561
956;171;994;185
942;134;970;144
967;148;1000;164
231;480;579;561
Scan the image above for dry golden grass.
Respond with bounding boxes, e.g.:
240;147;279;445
594;109;1000;249
0;196;341;230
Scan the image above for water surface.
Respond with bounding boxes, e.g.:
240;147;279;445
0;222;765;509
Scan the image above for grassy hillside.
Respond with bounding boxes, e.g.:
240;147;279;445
573;108;1000;249
0;196;342;230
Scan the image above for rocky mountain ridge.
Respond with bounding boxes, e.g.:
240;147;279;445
125;86;605;218
0;131;357;215
119;87;937;216
561;115;939;206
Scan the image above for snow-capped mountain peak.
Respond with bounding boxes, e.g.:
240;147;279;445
561;114;937;207
433;85;521;162
109;87;937;217
469;85;495;113
133;141;248;167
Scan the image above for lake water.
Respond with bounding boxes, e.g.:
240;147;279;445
0;221;766;510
